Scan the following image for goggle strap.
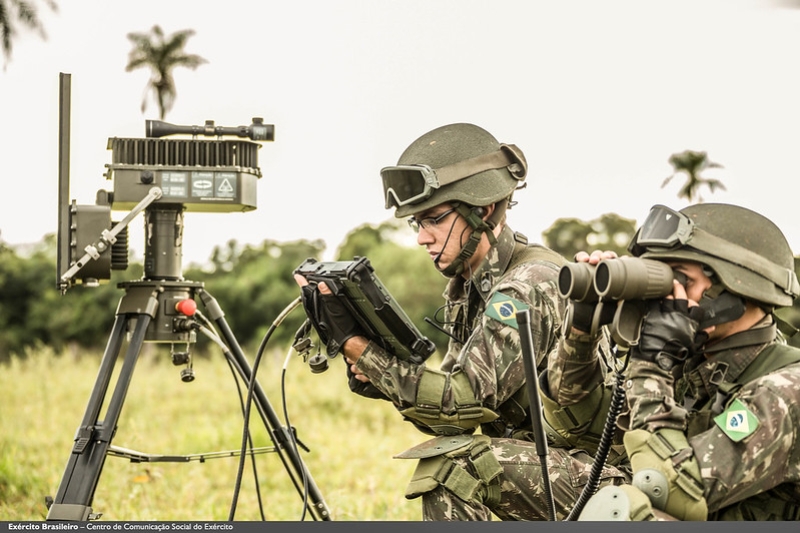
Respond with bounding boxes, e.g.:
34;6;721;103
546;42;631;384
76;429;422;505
435;144;526;188
686;228;800;297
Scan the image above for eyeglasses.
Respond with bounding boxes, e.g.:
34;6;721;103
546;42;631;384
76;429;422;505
407;208;457;233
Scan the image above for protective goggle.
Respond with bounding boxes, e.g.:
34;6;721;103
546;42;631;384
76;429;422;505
630;204;800;298
381;144;526;209
629;204;695;250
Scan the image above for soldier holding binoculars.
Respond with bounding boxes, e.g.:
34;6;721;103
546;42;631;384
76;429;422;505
545;203;800;521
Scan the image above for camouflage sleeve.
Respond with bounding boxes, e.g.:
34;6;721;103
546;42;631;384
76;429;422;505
623;360;800;516
546;329;607;406
621;359;708;520
354;340;424;409
691;368;800;513
354;263;562;433
622;359;688;432
539;327;623;454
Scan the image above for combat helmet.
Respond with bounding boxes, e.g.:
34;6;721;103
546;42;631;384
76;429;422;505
629;203;799;308
380;123;527;277
382;123;527;217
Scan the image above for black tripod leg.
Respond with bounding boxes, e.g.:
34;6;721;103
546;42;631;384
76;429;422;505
47;313;152;521
200;290;331;521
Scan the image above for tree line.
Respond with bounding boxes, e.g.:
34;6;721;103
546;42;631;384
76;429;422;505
0;220;448;361
3;212;800;363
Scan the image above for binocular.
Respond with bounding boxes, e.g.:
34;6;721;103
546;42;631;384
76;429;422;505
558;257;676;302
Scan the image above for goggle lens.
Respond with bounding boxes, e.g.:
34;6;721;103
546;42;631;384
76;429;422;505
634;205;693;249
381;166;434;208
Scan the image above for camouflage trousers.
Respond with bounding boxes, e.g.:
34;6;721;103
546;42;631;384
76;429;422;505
399;435;629;521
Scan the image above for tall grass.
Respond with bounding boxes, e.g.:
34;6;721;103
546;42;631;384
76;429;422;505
0;344;428;521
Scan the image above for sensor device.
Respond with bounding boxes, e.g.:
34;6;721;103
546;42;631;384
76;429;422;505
294;257;436;364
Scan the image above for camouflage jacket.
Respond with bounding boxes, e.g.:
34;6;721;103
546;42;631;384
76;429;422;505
355;224;566;437
547;314;800;518
625;316;800;519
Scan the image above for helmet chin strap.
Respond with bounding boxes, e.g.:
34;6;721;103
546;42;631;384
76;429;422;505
438;200;508;278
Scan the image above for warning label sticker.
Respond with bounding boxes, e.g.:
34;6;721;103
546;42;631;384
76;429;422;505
215;173;236;198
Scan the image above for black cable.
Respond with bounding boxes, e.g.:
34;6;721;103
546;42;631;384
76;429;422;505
222;353;267;521
227;317;278;520
196;312;267;520
564;370;627;521
281;364;310;520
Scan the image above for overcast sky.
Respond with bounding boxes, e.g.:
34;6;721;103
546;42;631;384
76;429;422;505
2;0;800;268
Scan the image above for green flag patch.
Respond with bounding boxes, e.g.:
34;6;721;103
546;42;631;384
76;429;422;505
485;292;528;330
714;398;759;442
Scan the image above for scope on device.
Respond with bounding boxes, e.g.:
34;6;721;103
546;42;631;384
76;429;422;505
56;72;275;293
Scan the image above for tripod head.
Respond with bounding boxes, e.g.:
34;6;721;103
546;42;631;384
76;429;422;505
56;73;275;294
56;72;275;354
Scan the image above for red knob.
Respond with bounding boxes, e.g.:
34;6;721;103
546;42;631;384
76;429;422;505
175;299;197;316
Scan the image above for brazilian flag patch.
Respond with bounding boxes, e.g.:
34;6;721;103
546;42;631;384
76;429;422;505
714;399;759;442
484;292;529;330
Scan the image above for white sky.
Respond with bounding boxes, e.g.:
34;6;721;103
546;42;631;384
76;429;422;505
2;0;800;267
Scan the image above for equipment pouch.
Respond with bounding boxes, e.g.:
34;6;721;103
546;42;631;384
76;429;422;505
404;455;451;499
399;369;499;434
397;435;501;504
397;435;475;500
394;435;473;459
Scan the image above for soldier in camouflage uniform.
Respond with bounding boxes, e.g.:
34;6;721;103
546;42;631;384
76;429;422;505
548;203;800;521
296;123;627;520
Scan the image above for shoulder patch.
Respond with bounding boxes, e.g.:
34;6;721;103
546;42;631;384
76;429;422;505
485;292;529;330
714;398;759;442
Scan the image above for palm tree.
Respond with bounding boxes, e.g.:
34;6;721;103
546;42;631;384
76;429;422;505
662;149;726;203
0;0;57;67
125;25;207;120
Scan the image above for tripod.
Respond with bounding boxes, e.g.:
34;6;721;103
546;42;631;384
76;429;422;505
46;205;331;521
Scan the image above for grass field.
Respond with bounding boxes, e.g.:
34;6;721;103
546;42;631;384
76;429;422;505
0;343;429;521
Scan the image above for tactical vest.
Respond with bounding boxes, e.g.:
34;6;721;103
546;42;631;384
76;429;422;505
685;342;800;521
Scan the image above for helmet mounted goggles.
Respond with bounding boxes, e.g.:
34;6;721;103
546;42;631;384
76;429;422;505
381;143;526;209
629;204;800;299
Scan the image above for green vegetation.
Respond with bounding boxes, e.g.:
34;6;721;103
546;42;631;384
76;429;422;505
0;345;428;521
0;218;447;519
7;201;800;521
0;221;450;363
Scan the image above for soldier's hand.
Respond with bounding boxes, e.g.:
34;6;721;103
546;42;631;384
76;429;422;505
630;280;705;371
569;250;618;335
295;274;365;357
345;359;389;400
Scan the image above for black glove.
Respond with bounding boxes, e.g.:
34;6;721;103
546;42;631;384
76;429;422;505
300;284;363;357
346;363;390;401
631;298;706;371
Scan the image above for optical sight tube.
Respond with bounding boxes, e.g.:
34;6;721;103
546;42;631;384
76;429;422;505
593;257;674;301
144;205;184;280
